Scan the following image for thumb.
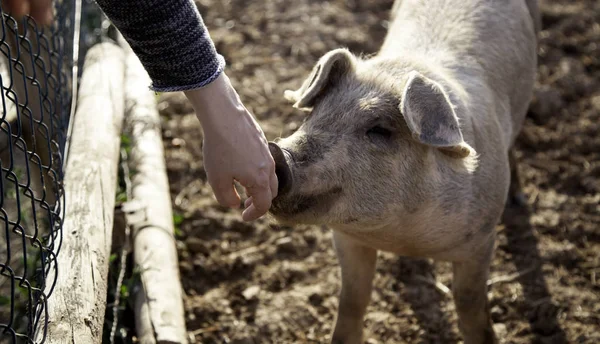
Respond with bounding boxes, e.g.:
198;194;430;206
208;175;241;208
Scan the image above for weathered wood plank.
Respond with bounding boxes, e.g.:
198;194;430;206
35;41;125;343
121;39;188;344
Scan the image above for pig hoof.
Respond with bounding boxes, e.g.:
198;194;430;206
508;192;527;208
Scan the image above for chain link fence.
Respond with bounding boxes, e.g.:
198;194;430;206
0;0;103;342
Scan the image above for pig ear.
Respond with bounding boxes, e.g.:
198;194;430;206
284;48;355;110
400;71;476;159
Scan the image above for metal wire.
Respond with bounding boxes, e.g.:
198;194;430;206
110;148;132;344
0;1;82;342
61;0;82;172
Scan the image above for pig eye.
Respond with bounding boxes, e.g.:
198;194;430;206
366;125;393;143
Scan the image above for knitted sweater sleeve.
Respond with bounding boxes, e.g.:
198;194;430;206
94;0;225;92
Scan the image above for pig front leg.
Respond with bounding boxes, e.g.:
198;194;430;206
331;231;377;344
452;241;497;344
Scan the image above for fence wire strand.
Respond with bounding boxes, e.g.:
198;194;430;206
110;148;132;344
0;0;85;342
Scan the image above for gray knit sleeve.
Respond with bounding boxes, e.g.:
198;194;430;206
94;0;225;92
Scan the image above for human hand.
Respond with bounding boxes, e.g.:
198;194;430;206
184;73;278;221
2;0;53;25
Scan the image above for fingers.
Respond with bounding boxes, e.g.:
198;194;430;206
4;0;30;19
241;160;278;221
208;175;241;209
29;0;53;25
3;0;52;25
241;174;272;221
270;170;279;200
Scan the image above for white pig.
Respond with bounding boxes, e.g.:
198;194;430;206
269;0;539;343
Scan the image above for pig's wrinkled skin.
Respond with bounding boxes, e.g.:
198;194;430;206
269;0;539;343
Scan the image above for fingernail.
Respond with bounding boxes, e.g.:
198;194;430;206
12;1;30;19
20;1;31;14
44;7;54;25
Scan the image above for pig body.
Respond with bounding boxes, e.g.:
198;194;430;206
270;0;539;343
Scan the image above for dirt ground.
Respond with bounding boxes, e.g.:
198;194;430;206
157;0;600;343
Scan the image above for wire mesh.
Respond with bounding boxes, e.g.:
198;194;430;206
0;1;78;342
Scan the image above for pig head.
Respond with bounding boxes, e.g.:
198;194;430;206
270;48;479;235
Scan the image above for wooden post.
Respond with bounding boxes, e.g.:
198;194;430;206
121;39;188;344
35;42;125;343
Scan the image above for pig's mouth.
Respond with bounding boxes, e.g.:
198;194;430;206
268;140;343;223
269;142;294;196
270;186;343;223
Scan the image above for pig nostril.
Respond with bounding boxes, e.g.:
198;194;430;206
268;142;293;196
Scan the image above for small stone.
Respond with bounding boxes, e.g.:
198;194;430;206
491;305;504;316
303;232;317;246
581;177;599;193
242;285;261;300
192;256;207;269
559;57;584;75
308;292;323;306
179;261;193;273
276;237;296;254
491;305;505;322
493;323;508;338
171;137;186;147
591;95;600;111
230;337;253;344
186;237;207;254
529;85;563;125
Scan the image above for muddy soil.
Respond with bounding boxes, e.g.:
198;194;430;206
158;0;600;342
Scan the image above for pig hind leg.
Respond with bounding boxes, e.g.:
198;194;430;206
452;241;497;344
331;231;377;344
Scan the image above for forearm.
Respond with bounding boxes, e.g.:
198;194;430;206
94;0;225;92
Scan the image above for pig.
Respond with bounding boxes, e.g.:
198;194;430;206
268;0;539;343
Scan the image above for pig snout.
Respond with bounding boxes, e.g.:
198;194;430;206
268;142;293;196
